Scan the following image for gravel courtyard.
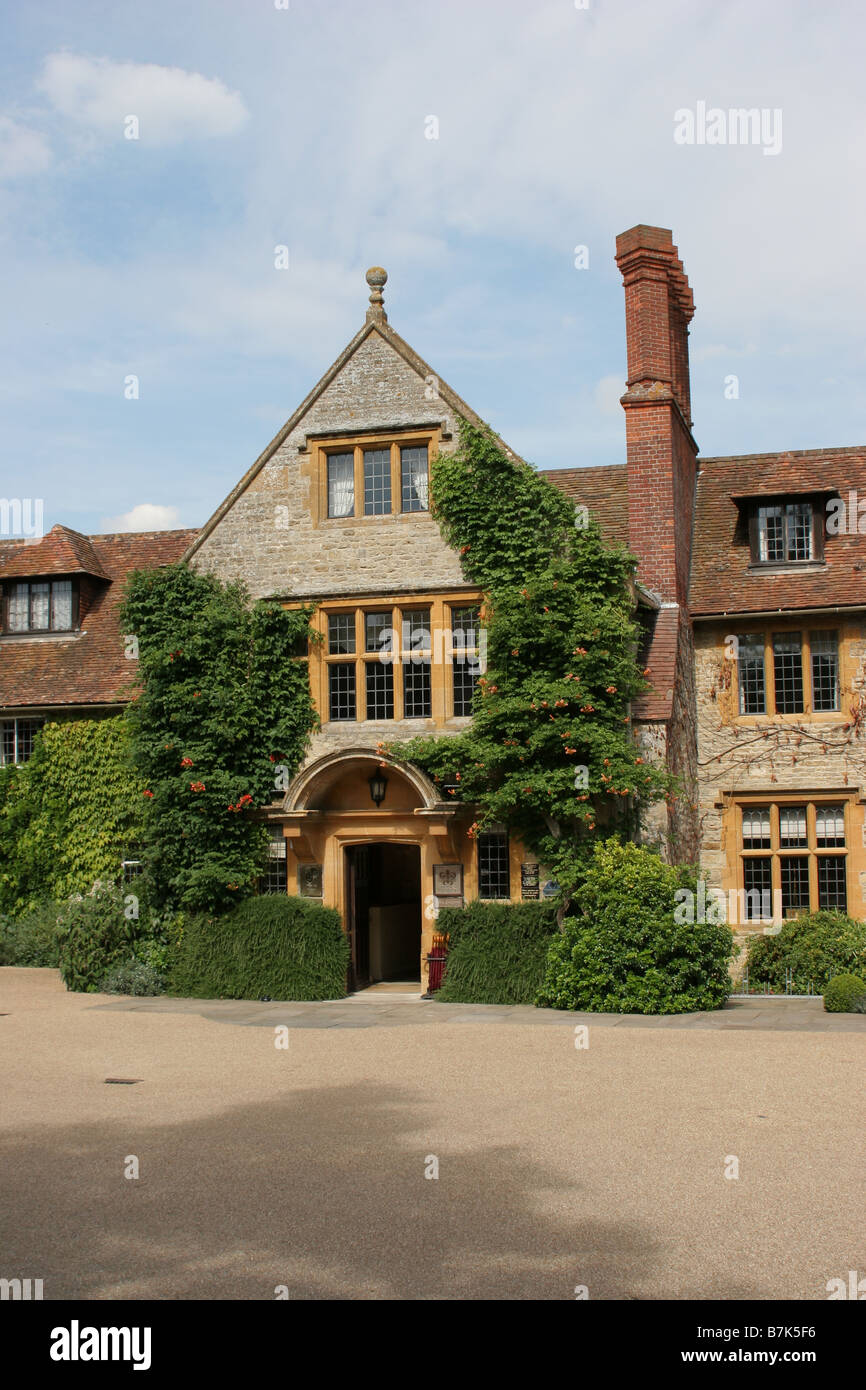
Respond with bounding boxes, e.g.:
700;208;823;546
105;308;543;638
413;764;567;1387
1;967;864;1301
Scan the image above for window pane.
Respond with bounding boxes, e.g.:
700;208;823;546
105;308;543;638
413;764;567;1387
328;613;355;655
786;503;813;561
757;506;784;562
817;857;847;912
453;663;478;716
8;583;29;632
811;630;839;711
329;663;356;720
402;609;431;652
1;721;15;765
779;806;808;848
327;453;355;518
15;719;40;762
816;806;845;847
742;807;771;849
365;611;392;653
742;857;772;921
773;633;804;713
261;831;287;895
738;635;766;714
30;582;50;630
365;663;394;720
478;832;510;899
780;857;810;916
403;661;432;717
400;445;429;512
51;579;72;630
363;448;391;515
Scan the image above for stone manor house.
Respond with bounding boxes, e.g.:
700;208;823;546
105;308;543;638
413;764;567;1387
2;225;865;989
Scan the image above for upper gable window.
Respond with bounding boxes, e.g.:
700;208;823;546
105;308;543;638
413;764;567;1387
321;434;431;520
752;502;818;565
3;578;78;633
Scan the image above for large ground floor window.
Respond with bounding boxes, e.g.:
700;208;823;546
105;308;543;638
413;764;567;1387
0;717;43;765
737;799;849;918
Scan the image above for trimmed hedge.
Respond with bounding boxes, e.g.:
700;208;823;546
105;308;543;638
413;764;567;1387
537;839;733;1014
169;895;349;1002
745;911;866;994
434;901;558;1005
823;973;866;1014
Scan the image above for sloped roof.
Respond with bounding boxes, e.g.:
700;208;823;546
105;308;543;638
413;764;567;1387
0;524;110;581
690;446;866;616
0;529;197;710
544;465;629;545
631;606;680;721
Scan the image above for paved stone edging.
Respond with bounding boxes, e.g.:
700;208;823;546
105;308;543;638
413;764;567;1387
89;994;866;1032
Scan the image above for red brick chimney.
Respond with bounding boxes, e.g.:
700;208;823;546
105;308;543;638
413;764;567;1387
615;225;697;605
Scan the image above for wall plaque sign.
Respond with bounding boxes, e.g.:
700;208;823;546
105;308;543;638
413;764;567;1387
520;862;540;900
298;864;323;898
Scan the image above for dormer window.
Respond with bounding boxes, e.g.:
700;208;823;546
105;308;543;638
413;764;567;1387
3;578;78;633
751;501;821;565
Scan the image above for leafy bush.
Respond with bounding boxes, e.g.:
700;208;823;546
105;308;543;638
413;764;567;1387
100;959;166;996
58;884;181;993
745;911;866;994
852;994;866;1014
0;717;146;917
536;839;733;1014
0;900;64;967
169;895;349;1001
823;973;866;1013
434;901;558;1005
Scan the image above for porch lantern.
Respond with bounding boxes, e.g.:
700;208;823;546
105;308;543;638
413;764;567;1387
368;770;388;807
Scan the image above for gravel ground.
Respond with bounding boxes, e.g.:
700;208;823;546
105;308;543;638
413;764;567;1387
1;967;864;1301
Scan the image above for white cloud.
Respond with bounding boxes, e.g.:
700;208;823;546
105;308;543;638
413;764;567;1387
594;374;626;416
0;117;52;178
101;503;180;532
37;54;248;146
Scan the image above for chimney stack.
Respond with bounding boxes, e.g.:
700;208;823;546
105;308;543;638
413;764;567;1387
615;225;697;605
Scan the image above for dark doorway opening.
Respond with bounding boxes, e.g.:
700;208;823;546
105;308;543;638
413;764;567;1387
345;843;421;992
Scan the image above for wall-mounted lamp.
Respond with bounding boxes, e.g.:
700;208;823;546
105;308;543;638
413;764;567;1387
368;771;388;807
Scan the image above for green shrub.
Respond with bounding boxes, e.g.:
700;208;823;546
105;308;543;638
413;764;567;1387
433;901;558;1005
0;901;64;966
169;895;349;1002
851;994;866;1014
100;959;166;996
745;911;866;994
536;839;733;1014
57;884;181;993
823;973;866;1013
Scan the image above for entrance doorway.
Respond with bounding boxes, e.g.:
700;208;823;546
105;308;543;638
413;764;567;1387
344;843;422;992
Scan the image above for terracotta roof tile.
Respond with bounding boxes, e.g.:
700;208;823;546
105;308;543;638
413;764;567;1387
632;606;679;720
544;465;629;545
0;529;197;710
0;524;110;580
690;446;866;616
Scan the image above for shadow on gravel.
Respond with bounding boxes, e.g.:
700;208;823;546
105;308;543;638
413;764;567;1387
0;1078;756;1301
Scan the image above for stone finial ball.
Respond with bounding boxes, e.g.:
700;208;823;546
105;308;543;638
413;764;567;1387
366;266;388;289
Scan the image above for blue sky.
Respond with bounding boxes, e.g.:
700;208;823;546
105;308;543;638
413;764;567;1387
1;0;864;535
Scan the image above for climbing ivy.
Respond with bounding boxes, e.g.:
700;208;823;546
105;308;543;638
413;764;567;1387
121;564;318;912
390;420;670;901
0;716;145;915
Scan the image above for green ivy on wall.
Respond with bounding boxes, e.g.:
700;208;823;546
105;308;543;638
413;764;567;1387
0;715;145;915
121;563;318;913
390;419;671;902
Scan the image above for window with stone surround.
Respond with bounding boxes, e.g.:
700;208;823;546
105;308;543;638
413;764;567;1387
736;799;849;917
0;717;43;764
320;432;432;520
735;628;839;715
